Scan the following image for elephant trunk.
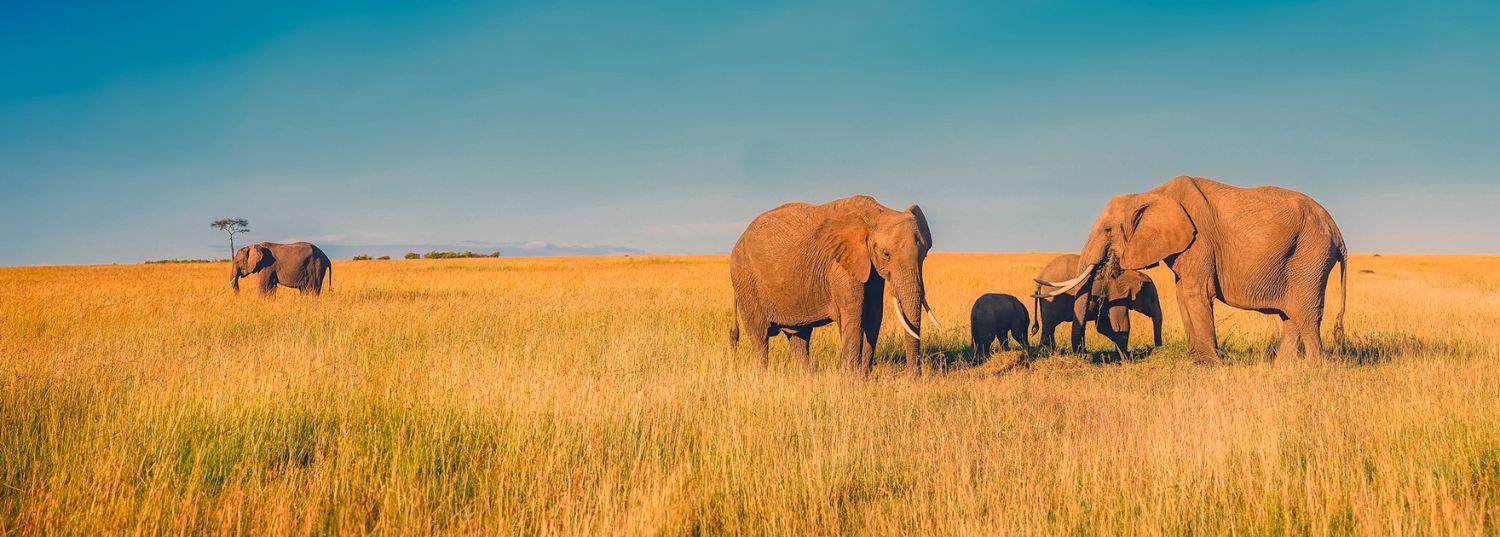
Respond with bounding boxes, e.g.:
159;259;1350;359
1036;232;1111;298
891;270;925;371
1030;293;1040;335
229;263;240;293
1076;229;1109;272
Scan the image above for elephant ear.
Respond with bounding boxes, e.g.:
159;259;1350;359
1120;195;1194;270
248;244;274;271
830;216;872;283
1106;273;1138;302
906;204;932;251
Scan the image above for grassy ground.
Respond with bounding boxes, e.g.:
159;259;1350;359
1;253;1495;534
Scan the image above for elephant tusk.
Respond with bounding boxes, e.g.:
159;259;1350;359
1034;265;1095;298
893;300;921;340
922;299;942;331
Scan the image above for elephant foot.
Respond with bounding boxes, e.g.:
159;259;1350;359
1192;353;1223;366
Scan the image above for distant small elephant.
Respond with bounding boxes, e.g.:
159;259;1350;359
231;242;332;295
1032;254;1161;361
970;293;1029;358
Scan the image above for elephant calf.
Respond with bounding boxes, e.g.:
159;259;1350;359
1090;269;1164;361
231;242;332;295
1032;253;1161;361
970;293;1029;358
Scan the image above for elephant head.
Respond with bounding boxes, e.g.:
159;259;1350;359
229;243;272;293
829;204;939;363
1036;193;1195;297
1096;268;1142;329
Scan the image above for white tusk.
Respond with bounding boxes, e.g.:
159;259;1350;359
893;300;920;340
922;300;942;331
1034;265;1095;298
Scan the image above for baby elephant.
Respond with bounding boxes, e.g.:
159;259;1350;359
970;293;1030;358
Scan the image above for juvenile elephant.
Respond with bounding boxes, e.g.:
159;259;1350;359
1036;176;1347;363
729;195;938;373
1032;254;1162;361
970;293;1028;358
230;242;332;295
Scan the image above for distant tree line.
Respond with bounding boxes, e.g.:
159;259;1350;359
146;258;226;264
351;251;500;260
418;250;501;259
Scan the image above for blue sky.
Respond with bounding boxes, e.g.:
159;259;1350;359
2;1;1497;265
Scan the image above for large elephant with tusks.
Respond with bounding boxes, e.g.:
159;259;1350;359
1036;176;1347;364
730;195;939;374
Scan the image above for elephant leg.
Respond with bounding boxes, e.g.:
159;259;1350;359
858;280;884;374
1296;308;1326;360
971;323;991;360
1012;325;1030;350
741;315;770;366
1152;312;1163;347
1039;318;1056;350
307;269;324;295
1139;289;1164;348
1070;296;1091;354
1069;322;1086;354
998;330;1010;351
1109;330;1129;364
786;328;812;370
1289;268;1332;361
1177;286;1221;364
258;271;277;295
839;315;866;372
1274;314;1301;362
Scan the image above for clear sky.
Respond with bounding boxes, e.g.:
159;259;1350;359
2;1;1497;265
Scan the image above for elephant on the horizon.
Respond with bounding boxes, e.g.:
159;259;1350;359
729;195;939;373
1032;253;1162;361
1036;176;1347;363
231;242;332;295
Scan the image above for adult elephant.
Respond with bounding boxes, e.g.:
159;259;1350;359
730;195;939;373
1032;253;1162;360
230;242;332;295
1036;176;1346;364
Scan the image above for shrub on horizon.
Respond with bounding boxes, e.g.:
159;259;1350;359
422;250;502;259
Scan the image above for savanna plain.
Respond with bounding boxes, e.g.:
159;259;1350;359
1;253;1495;535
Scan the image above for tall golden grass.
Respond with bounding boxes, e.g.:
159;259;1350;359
1;253;1494;534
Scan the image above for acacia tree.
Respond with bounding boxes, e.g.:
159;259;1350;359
210;218;250;258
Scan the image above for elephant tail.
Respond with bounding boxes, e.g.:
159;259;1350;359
324;262;332;293
729;298;741;351
1332;252;1347;350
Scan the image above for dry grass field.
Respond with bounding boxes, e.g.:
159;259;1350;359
1;253;1495;535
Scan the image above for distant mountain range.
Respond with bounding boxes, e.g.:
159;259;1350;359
315;241;646;260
